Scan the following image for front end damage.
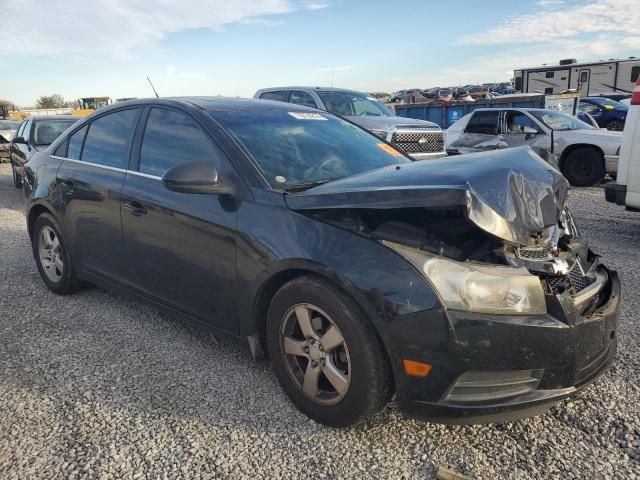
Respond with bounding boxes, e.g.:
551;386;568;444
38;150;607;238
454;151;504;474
286;147;620;422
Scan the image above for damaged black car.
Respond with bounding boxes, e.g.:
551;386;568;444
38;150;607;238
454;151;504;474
23;98;620;427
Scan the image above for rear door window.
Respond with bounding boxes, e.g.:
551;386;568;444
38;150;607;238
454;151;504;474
67;125;88;160
289;91;317;108
138;108;224;177
259;91;290;103
465;111;499;134
81;109;138;168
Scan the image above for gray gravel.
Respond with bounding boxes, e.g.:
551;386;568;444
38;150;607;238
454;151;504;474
0;163;639;479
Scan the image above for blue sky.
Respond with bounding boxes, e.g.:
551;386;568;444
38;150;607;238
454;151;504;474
2;0;638;106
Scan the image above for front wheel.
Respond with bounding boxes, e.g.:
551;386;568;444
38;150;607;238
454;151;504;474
561;147;605;187
266;275;393;427
31;213;82;294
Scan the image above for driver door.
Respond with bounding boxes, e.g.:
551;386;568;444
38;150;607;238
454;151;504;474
120;106;239;332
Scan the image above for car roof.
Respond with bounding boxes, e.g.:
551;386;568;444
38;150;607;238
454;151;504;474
28;115;78;121
256;87;364;94
94;96;320;113
471;108;549;113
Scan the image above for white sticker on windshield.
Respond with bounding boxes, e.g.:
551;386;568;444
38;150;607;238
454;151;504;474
275;176;287;183
288;112;328;121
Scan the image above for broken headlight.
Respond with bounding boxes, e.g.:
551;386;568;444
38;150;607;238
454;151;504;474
385;241;547;315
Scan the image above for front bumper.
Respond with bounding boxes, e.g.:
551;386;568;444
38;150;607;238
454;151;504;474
604;154;619;174
386;267;621;424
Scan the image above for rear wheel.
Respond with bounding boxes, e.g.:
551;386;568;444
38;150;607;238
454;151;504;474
266;275;392;427
12;164;22;189
605;120;624;131
32;213;82;294
561;147;605;186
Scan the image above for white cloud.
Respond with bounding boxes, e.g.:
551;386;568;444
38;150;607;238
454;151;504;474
460;0;639;45
0;0;326;58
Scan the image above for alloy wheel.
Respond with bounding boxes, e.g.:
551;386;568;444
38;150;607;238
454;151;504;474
38;226;64;282
280;303;351;405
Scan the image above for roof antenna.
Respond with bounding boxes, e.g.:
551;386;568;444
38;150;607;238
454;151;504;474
147;76;159;98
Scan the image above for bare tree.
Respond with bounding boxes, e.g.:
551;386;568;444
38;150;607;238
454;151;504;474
35;94;66;109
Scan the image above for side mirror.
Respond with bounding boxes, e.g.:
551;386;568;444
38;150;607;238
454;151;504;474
12;136;27;144
162;161;232;195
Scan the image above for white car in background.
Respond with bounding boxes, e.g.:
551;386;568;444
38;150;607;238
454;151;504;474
446;108;622;186
605;76;640;210
0;120;20;160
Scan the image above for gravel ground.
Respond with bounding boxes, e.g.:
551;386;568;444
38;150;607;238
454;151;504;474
0;163;639;479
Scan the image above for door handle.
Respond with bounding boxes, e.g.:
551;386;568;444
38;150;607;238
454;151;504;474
123;200;147;216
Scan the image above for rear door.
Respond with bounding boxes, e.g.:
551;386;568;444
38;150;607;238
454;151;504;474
578;69;591;96
456;110;502;152
11;119;30;168
120;106;239;331
55;108;141;283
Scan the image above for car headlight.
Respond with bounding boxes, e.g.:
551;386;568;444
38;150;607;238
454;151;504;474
384;241;547;315
369;129;388;140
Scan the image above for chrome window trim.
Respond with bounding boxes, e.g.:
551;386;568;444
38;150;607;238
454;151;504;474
51;155;162;180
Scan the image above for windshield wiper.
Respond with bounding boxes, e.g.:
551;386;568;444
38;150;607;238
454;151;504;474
282;180;331;193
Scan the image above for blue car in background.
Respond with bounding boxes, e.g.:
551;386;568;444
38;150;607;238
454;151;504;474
578;97;628;131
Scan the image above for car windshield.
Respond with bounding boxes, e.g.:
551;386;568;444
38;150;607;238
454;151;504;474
588;97;629;110
316;91;394;117
529;111;594;131
33;118;77;145
213;109;410;190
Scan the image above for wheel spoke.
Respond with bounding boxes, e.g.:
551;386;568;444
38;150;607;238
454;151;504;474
282;336;307;357
319;325;344;352
54;256;64;273
323;358;349;397
302;363;321;398
295;305;316;339
51;235;60;252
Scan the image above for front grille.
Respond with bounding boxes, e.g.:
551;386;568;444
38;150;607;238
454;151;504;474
517;244;554;261
391;130;444;154
544;262;587;294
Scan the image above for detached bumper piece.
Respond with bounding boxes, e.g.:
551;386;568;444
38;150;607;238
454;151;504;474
604;181;627;205
391;267;621;424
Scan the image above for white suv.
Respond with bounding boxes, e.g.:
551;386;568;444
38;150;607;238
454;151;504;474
605;76;640;210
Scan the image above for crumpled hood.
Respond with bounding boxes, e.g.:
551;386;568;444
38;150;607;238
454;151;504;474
285;147;569;246
346;115;440;132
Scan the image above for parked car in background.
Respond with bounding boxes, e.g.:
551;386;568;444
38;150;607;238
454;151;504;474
388;88;428;104
0;120;20;160
437;88;453;102
605;74;640;210
10;115;78;188
446;108;622;186
254;87;446;159
0;120;20;141
23;97;620;427
578;97;628;131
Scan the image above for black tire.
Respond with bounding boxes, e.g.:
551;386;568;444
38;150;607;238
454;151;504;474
12;164;22;189
31;213;82;295
605;120;624;131
266;275;393;427
561;147;605;187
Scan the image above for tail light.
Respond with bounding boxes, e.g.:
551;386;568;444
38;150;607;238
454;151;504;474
632;76;640;105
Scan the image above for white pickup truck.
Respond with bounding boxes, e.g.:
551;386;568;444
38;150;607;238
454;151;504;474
604;76;640;210
446;108;621;186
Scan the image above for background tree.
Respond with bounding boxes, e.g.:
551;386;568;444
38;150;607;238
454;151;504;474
35;94;66;109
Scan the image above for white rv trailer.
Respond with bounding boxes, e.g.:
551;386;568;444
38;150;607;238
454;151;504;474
514;58;640;97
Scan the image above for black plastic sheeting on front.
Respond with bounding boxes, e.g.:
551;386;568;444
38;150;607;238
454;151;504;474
285;146;569;247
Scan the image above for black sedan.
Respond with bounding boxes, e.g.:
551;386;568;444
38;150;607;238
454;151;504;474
22;98;620;427
10;115;78;188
